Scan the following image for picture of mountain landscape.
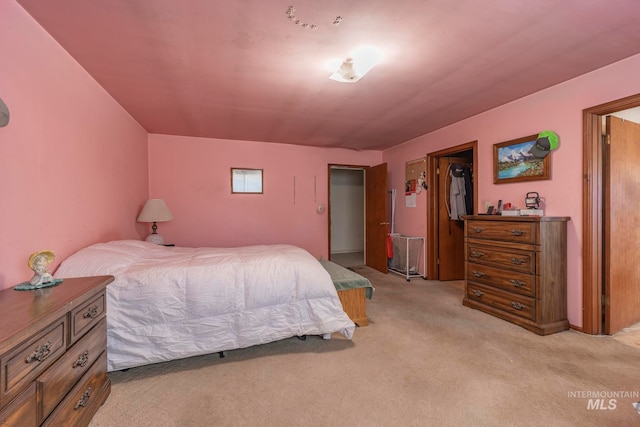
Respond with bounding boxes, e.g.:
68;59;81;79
497;139;544;179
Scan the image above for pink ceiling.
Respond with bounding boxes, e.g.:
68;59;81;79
16;0;640;150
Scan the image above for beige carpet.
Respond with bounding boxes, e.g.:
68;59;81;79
89;267;640;427
613;321;640;350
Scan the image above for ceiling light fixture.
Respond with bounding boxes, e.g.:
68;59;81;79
327;46;383;83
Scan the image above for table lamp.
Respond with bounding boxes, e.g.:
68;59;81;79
137;199;173;244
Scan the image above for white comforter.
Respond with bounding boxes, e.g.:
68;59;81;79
55;240;355;371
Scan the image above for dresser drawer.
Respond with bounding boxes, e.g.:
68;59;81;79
42;351;108;427
467;244;535;274
0;382;37;427
466;220;536;244
1;317;66;406
466;263;535;297
38;318;106;421
70;291;106;345
467;282;535;321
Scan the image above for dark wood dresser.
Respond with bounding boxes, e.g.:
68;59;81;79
0;275;113;426
462;216;570;335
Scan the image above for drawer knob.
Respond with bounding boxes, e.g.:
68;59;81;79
510;229;526;236
472;227;485;233
511;302;525;310
73;350;90;368
509;257;526;265
509;279;526;288
83;305;99;319
74;387;92;410
472;270;484;278
470;251;485;258
26;340;52;363
473;290;484;297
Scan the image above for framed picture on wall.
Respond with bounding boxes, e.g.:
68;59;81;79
231;168;263;193
493;134;551;184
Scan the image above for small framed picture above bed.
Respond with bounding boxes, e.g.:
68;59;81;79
231;168;263;194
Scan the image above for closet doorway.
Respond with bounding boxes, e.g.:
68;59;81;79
328;163;389;272
328;166;366;268
426;141;478;281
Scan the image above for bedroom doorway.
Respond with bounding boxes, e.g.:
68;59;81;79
329;165;366;268
583;94;640;335
328;163;389;273
426;141;478;281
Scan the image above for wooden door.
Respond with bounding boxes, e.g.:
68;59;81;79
437;157;467;280
604;115;640;334
365;163;388;273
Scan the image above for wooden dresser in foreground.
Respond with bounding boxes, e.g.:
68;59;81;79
0;275;113;426
462;216;570;335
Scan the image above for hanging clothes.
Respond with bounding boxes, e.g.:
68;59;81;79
449;163;466;220
463;166;473;215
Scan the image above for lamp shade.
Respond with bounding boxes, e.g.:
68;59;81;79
137;199;174;223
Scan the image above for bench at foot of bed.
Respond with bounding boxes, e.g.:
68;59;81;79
337;287;369;326
319;259;374;327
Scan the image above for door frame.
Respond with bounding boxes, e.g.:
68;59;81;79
582;93;640;334
426;141;478;280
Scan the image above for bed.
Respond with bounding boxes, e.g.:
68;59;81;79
54;240;356;371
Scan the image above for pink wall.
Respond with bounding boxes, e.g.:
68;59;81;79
147;134;382;259
0;1;149;290
383;53;640;329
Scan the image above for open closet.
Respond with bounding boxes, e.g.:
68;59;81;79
427;141;478;281
328;166;365;267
